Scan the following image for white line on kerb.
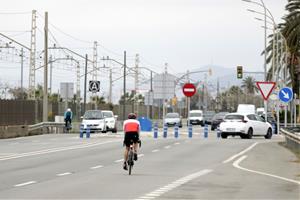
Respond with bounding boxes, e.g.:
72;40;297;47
233;155;300;185
152;149;159;153
57;172;72;176
14;181;36;187
90;165;103;169
223;142;258;164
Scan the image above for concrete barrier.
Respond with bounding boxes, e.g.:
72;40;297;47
0;125;29;139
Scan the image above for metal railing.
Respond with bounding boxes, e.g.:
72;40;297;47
280;127;300;153
28;122;65;133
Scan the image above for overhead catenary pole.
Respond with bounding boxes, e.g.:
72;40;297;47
43;12;48;122
83;54;88;115
29;10;37;99
49;55;53;94
108;68;112;104
20;48;24;96
123;51;126;120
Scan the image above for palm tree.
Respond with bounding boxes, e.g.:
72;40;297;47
241;76;258;94
264;0;300;96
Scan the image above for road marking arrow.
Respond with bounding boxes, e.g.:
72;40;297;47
281;90;289;99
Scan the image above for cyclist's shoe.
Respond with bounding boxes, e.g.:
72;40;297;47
134;153;138;161
123;162;128;170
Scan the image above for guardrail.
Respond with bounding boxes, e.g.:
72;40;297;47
28;122;65;133
280;127;300;154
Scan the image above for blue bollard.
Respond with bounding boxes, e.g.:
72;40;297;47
154;122;158;138
204;124;208;138
272;123;276;134
174;124;179;138
217;127;221;138
163;124;168;138
86;125;91;138
188;124;193;138
79;124;84;138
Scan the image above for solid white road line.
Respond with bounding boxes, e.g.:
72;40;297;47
151;149;159;153
233;155;300;185
57;172;72;176
137;169;212;200
0;140;117;161
223;142;258;164
14;181;36;187
114;159;124;163
90;165;103;169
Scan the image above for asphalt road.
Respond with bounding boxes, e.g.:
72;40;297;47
0;128;299;199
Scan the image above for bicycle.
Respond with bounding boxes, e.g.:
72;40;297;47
127;139;141;175
64;120;72;133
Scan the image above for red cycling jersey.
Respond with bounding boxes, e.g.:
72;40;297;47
123;119;140;133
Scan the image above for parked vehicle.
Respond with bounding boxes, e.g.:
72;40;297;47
164;112;182;127
81;110;106;133
211;112;229;130
203;110;216;125
102;110;118;133
219;113;272;139
187;110;204;126
237;104;255;114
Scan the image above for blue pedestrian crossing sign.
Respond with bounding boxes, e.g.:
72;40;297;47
278;87;293;103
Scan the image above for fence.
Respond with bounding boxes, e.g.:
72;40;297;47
0;99;165;125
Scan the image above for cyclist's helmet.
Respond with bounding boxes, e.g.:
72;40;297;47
128;113;137;119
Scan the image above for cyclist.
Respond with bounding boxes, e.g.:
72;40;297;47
64;108;73;130
123;113;140;170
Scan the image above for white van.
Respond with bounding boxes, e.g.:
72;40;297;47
256;107;265;116
188;110;204;126
237;104;255;114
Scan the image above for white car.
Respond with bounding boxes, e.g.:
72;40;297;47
102;110;117;133
164;113;182;128
82;110;106;133
219;113;272;139
188;110;204;126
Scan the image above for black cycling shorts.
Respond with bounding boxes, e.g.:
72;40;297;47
124;132;139;147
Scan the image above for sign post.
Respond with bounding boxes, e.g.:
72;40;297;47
182;83;196;125
278;87;293;127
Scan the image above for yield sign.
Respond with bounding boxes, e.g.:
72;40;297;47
256;82;276;101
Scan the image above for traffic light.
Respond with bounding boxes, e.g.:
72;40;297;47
237;66;243;79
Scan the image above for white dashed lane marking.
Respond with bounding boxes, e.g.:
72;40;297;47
90;165;103;169
56;172;72;176
136;169;212;200
14;181;36;187
151;149;159;153
164;145;171;149
114;159;124;163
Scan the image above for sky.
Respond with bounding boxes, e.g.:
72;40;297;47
0;0;287;102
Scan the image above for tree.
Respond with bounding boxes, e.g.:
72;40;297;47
8;87;27;100
264;0;300;96
241;76;258;94
119;90;144;105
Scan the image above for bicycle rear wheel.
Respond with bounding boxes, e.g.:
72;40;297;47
128;151;133;175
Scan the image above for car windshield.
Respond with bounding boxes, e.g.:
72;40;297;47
190;113;202;117
102;112;113;118
166;113;179;118
83;111;103;119
224;114;244;120
213;113;228;120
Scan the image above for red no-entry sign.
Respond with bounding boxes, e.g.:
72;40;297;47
182;83;196;97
